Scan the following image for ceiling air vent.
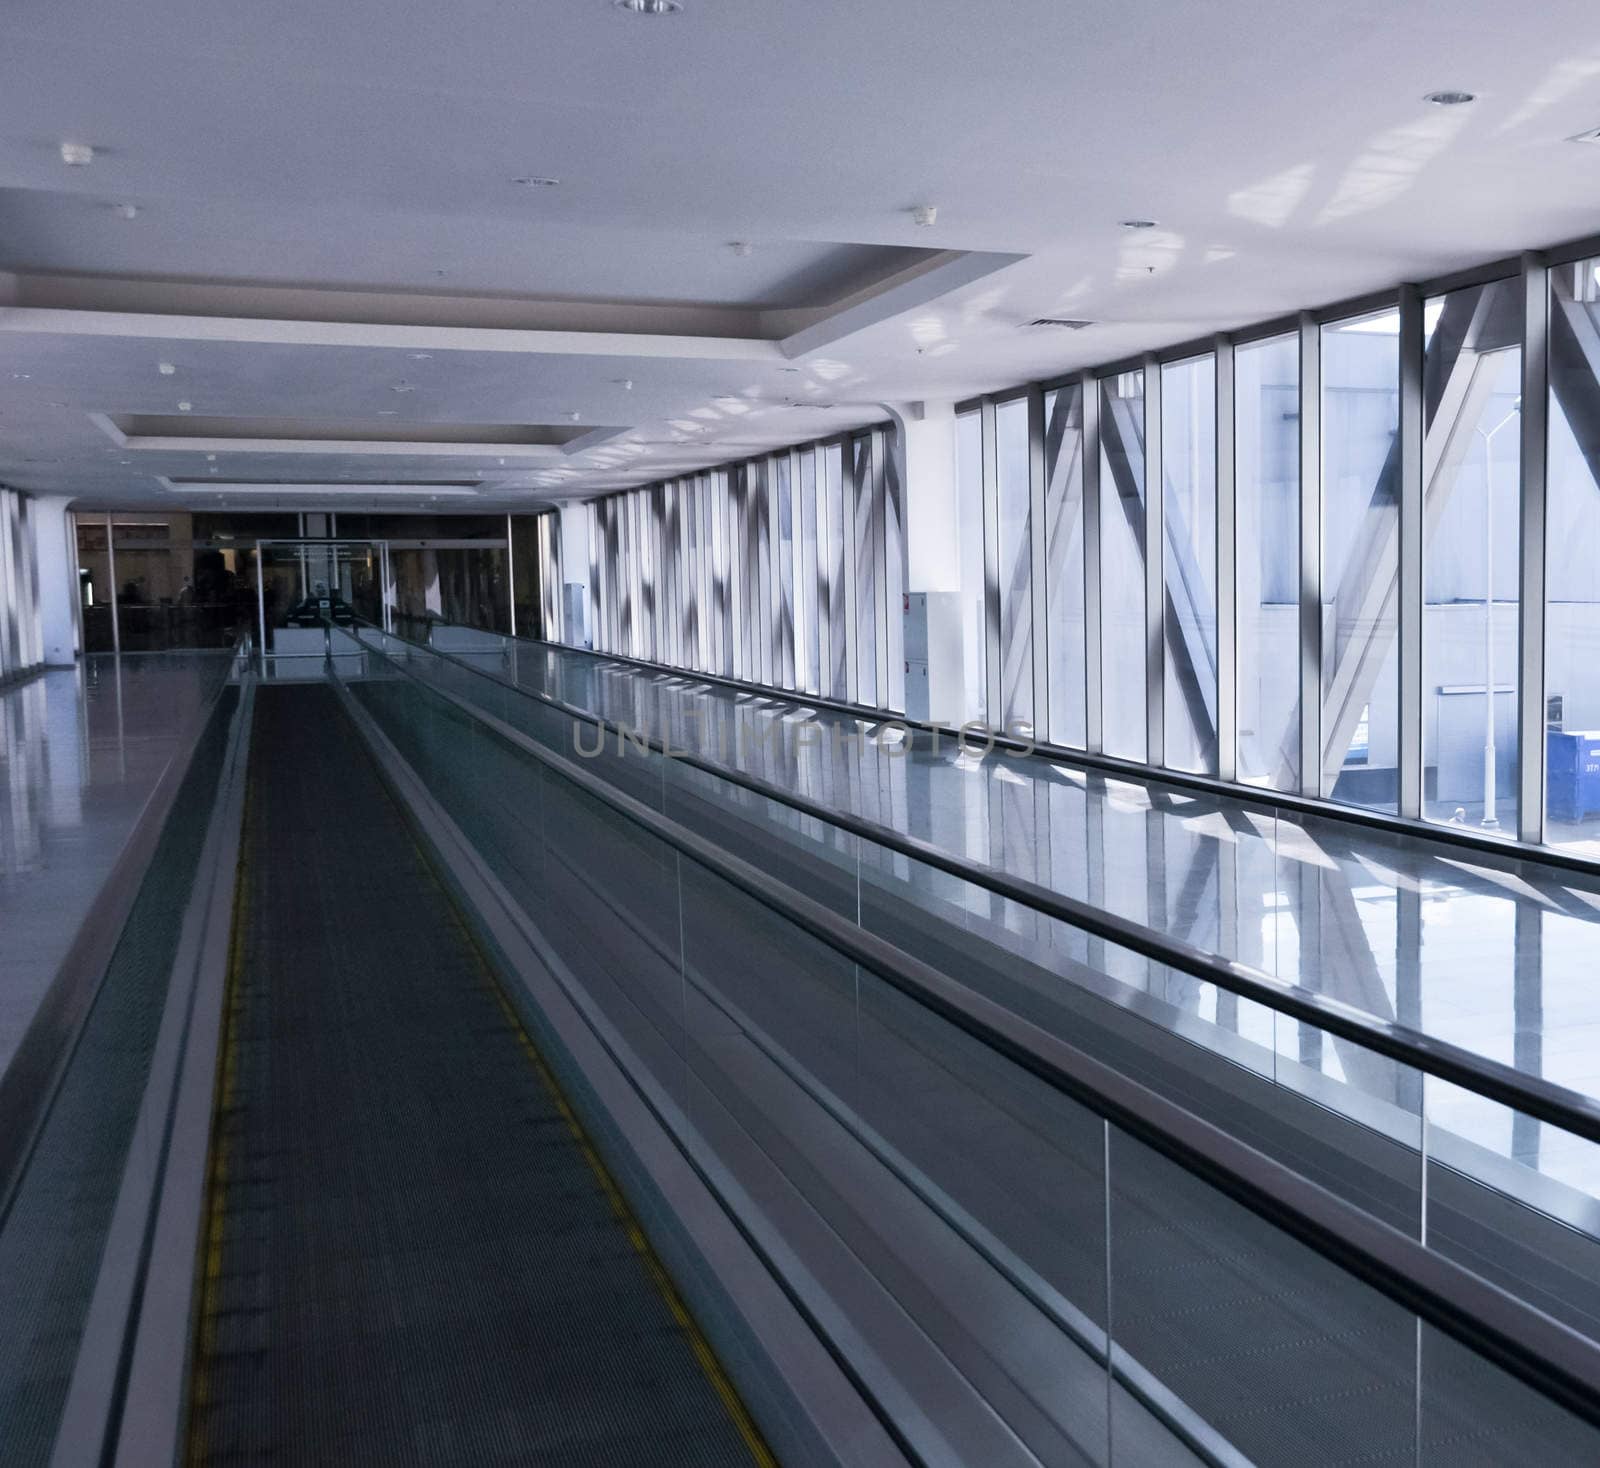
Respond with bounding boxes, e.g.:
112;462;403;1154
1024;317;1094;330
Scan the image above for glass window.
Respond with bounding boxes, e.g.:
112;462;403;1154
1423;277;1522;832
854;435;879;706
1161;355;1218;773
1546;255;1600;851
996;396;1033;736
882;430;905;714
752;461;772;686
823;442;847;700
684;478;702;669
1322;310;1401;811
711;470;731;676
1044;385;1086;747
1236;333;1301;789
956;409;988;725
799;449;818;694
773;457;795;688
1100;371;1147;760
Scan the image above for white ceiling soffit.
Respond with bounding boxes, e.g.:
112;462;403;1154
163;489;489;505
4;0;1600;509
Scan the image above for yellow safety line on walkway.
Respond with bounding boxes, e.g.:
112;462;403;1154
184;744;255;1467
461;896;780;1468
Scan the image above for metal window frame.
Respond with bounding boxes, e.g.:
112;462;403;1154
1027;386;1050;737
1520;252;1550;846
1145;354;1164;767
980;396;1003;725
1298;313;1322;800
1082;372;1104;754
1398;284;1425;820
1215;338;1237;784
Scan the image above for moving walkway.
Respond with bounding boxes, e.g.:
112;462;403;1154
2;637;1599;1466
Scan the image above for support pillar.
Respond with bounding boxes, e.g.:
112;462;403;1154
558;498;593;649
31;494;81;666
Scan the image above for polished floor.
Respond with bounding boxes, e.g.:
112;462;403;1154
0;653;231;1078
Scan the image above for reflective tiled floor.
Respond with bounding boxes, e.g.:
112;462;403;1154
0;653;230;1077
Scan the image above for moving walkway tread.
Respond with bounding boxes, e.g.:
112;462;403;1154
187;682;768;1467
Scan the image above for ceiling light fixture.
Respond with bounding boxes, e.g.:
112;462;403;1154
614;0;682;13
1120;218;1159;230
1424;89;1476;106
512;175;561;188
115;202;140;220
158;362;176;375
177;400;192;412
60;141;94;166
910;205;938;227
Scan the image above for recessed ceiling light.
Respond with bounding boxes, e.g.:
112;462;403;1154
408;352;432;360
177;400;192;412
615;0;682;13
512;175;561;188
60;141;94;167
114;202;140;220
1120;218;1159;230
158;362;176;376
567;410;581;422
390;381;417;393
910;205;938;227
206;453;217;461
1424;89;1475;106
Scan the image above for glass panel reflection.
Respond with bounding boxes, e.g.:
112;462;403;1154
1236;333;1300;790
1322;310;1401;811
1100;371;1147;761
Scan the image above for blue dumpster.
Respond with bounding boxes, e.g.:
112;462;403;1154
1547;729;1600;823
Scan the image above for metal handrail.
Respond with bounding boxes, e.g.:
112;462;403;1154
526;626;1600;880
349;628;1600;1430
349;617;1600;1153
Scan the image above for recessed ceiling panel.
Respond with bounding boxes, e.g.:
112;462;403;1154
110;414;586;445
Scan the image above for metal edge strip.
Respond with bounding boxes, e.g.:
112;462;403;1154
47;676;254;1468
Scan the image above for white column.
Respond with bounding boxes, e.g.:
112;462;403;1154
558;498;592;648
31;495;80;666
887;401;963;723
888;401;959;592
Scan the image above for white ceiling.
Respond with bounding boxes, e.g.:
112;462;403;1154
2;0;1600;512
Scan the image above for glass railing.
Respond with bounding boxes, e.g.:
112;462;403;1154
338;622;1600;1326
333;633;1600;1466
